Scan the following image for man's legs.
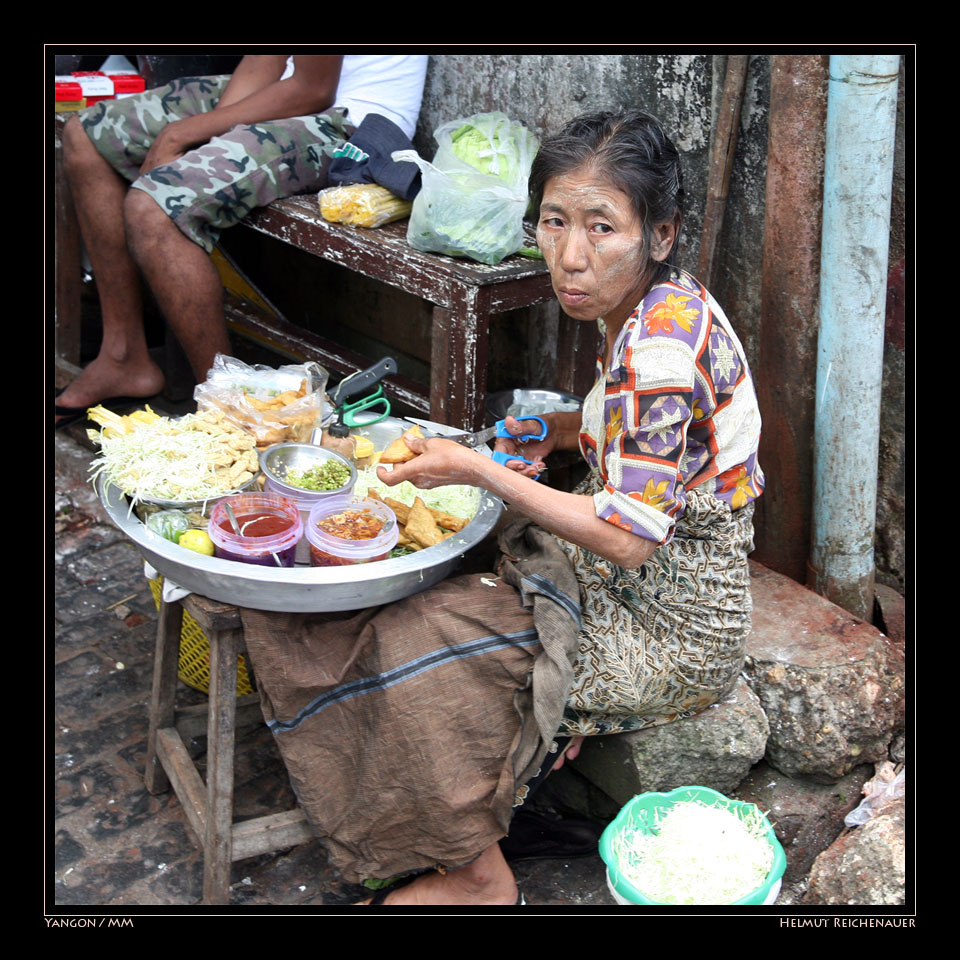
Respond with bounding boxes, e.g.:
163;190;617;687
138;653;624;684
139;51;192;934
119;108;353;381
123;190;230;382
60;98;352;411
57;116;165;413
57;78;231;415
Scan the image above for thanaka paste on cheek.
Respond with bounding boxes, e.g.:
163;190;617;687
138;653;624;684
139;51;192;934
540;168;652;326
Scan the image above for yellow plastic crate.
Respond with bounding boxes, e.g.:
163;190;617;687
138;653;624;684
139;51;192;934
148;578;254;696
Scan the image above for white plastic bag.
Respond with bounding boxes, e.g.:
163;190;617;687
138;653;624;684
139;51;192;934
844;767;905;827
394;112;539;265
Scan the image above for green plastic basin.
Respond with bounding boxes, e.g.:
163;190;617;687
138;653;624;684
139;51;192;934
599;785;787;906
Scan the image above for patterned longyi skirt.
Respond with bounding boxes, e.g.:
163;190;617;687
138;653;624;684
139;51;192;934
556;485;755;737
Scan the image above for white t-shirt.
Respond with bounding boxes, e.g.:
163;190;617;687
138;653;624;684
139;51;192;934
279;55;428;138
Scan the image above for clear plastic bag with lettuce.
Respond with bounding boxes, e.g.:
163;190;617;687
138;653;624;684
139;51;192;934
393;112;539;265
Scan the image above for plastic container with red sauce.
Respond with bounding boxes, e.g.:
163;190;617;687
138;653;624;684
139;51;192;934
208;493;303;567
305;496;398;567
266;487;335;566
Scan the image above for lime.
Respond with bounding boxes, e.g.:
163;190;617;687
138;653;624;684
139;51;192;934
179;529;215;556
354;436;375;459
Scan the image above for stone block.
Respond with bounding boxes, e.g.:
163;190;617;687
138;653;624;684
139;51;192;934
803;795;906;905
569;676;768;804
743;562;905;783
529;762;623;824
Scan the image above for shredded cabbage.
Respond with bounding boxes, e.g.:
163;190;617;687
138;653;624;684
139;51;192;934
612;800;774;905
353;467;481;522
89;414;254;505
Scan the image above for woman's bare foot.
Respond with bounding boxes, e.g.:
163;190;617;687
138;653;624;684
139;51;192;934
358;843;518;906
56;353;165;420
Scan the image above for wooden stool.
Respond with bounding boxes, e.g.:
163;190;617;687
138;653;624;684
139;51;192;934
144;593;313;905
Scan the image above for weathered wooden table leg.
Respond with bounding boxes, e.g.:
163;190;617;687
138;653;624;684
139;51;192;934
144;599;184;795
202;623;242;905
430;284;492;432
556;309;603;399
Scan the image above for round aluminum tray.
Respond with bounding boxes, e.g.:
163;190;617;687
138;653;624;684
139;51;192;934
99;416;503;612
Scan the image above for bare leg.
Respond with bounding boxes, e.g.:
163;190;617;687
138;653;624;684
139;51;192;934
124;190;231;382
58;117;165;414
359;842;518;906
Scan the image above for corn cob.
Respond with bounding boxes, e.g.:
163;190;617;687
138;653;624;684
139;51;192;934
318;184;412;228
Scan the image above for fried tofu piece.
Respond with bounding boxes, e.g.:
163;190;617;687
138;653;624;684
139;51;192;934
273;390;301;407
228;433;257;451
404;497;445;548
382;497;411;524
371;492;466;534
431;511;468;533
380;425;424;463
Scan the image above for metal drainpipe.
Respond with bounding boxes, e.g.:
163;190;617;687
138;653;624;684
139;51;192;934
808;54;900;621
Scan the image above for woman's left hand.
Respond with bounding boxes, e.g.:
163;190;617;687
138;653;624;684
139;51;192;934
376;436;481;490
493;416;554;478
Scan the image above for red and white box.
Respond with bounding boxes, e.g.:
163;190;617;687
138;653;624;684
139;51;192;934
104;72;146;98
54;77;86;112
69;71;115;106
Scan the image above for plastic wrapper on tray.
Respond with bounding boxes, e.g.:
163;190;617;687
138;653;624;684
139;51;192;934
194;354;330;449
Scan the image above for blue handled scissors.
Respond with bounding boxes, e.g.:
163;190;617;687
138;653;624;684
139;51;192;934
404;416;548;476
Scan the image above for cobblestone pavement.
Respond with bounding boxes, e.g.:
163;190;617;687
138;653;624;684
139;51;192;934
52;425;617;915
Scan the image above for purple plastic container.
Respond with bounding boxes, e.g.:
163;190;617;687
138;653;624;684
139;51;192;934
208;493;303;567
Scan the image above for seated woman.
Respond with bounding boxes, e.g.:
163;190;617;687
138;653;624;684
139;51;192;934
241;110;764;907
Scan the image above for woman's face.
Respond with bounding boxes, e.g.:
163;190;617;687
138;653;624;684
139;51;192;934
536;165;672;327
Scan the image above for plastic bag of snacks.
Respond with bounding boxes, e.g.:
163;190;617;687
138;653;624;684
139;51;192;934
194;354;330;449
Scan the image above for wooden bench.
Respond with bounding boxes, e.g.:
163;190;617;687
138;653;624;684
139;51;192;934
54;113;598;431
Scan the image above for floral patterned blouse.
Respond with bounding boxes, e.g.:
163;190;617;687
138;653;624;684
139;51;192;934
580;269;764;545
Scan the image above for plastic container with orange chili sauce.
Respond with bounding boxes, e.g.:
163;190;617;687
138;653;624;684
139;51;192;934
305;496;398;566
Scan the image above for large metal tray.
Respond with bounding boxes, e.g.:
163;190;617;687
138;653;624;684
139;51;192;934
98;416;503;612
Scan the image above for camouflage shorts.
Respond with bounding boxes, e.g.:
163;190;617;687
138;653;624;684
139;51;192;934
78;75;353;253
